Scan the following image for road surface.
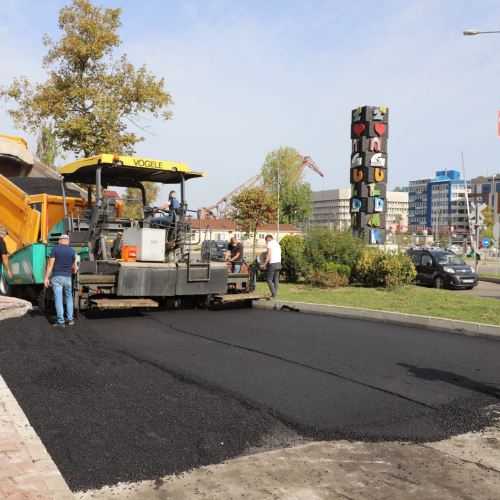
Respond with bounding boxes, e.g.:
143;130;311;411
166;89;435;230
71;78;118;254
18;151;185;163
0;308;499;491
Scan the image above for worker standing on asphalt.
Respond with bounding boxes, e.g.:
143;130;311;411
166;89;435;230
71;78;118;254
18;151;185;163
44;234;77;328
260;234;282;299
0;226;12;281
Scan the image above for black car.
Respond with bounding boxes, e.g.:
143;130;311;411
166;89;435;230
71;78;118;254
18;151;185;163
201;240;229;261
406;248;478;289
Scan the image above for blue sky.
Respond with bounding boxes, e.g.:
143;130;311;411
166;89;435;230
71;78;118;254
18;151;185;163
1;0;500;207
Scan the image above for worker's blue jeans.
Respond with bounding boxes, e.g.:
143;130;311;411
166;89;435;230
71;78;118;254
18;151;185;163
51;276;73;324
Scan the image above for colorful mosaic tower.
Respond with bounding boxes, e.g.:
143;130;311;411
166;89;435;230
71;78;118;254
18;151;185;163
350;105;389;244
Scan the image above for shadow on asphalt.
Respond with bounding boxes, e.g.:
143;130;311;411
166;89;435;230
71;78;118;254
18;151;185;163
399;363;500;399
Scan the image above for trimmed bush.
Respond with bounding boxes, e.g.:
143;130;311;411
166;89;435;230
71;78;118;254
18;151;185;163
355;248;416;289
305;269;349;288
280;234;308;282
323;262;351;280
304;228;364;275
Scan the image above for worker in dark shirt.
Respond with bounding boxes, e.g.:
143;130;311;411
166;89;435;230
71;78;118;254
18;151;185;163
226;236;244;273
0;226;12;281
44;234;77;328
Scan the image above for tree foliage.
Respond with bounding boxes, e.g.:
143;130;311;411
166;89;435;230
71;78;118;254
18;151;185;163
36;123;61;169
1;0;172;157
481;206;495;242
229;186;277;259
261;146;313;226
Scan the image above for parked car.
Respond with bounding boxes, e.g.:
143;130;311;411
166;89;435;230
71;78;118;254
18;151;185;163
406;248;478;289
201;240;229;261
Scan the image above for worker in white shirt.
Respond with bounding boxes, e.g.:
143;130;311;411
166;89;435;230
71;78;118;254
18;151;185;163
260;234;281;299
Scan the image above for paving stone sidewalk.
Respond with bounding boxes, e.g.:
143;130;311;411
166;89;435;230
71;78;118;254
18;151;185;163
0;296;73;499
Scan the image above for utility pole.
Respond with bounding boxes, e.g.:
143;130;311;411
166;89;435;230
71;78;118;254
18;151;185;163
475;205;480;274
277;155;280;242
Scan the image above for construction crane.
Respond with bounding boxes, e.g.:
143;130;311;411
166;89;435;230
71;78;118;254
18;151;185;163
200;155;325;219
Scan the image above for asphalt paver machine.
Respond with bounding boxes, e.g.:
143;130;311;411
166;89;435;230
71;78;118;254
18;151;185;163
1;154;259;311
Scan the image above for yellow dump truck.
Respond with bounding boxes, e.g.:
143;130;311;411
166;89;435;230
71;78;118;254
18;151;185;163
0;174;85;296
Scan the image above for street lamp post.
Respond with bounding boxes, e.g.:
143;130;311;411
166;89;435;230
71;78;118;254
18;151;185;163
463;29;500;36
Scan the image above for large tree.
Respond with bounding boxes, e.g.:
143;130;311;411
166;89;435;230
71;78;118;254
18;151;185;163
229;186;277;260
1;0;172;157
261;146;313;226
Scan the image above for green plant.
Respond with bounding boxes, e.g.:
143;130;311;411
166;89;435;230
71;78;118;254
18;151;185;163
304;227;364;273
323;262;351;279
305;269;349;288
355;248;416;289
280;234;308;282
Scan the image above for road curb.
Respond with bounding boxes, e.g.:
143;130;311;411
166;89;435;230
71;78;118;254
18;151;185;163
254;300;500;341
0;296;32;321
0;374;74;498
479;276;500;285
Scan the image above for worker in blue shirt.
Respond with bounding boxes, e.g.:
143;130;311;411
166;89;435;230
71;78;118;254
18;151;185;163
153;190;181;228
44;234;77;328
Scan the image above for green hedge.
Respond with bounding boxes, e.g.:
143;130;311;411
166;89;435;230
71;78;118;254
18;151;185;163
355;248;416;288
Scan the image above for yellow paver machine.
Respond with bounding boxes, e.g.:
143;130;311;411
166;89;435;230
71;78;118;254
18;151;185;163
0;154;259;311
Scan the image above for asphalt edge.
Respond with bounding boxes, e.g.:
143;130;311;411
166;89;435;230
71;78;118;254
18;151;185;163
254;300;500;341
0;298;74;498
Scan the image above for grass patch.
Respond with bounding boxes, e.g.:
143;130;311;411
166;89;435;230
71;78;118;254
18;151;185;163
256;282;500;326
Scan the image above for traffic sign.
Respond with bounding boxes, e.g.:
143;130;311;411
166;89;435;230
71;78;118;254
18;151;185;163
482;237;491;247
470;202;487;224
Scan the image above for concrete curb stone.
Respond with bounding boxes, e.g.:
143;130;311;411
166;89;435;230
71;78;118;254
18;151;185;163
0;297;74;498
254;299;500;341
0;375;74;499
479;276;500;285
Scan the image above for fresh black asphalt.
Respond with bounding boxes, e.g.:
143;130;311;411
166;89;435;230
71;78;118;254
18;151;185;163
1;307;499;491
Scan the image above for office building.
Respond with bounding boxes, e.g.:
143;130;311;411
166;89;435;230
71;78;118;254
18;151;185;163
311;189;408;232
408;170;470;234
470;174;500;229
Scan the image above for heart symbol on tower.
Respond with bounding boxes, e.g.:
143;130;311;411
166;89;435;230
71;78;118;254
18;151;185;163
374;123;386;136
353;123;365;137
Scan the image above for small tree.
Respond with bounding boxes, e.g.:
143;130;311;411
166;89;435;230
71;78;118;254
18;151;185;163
229;186;277;260
122;183;160;219
36;123;61;169
481;206;495;243
261;146;313;226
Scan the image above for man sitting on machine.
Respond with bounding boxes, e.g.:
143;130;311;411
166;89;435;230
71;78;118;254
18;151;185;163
151;190;181;228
